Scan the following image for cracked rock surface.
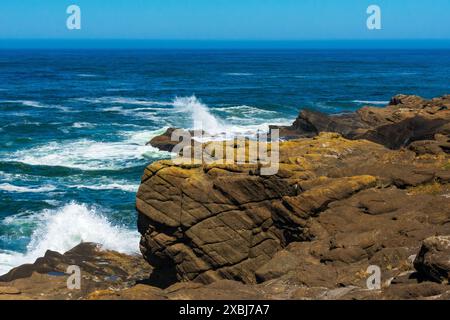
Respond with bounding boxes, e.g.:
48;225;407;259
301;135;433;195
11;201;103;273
137;130;450;289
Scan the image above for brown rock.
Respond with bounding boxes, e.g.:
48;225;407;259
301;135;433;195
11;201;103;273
255;250;299;282
147;128;181;152
0;243;153;300
137;128;450;289
275;94;450;152
384;282;448;300
414;236;450;283
137;134;389;285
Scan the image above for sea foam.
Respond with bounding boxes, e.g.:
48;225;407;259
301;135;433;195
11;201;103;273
172;95;292;141
72;183;139;193
0;202;139;275
8;132;171;171
173;95;226;134
0;183;56;193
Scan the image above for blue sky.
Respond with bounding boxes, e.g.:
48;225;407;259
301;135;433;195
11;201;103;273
0;0;449;43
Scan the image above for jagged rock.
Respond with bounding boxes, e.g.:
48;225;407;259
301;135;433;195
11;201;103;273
408;134;450;155
147;128;181;152
388;94;425;107
272;109;365;140
414;236;450;283
274;94;450;153
147;128;206;153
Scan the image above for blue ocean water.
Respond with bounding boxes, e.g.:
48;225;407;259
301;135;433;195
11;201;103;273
0;49;449;274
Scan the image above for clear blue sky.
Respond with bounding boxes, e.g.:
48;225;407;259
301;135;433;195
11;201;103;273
0;0;449;44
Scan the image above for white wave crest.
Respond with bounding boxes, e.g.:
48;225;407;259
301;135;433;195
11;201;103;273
72;183;139;193
0;100;69;111
77;97;173;106
172;96;293;140
225;73;253;76
353;100;389;105
173;95;225;134
0;183;56;193
72;122;96;129
215;105;278;116
76;74;99;78
0;203;140;275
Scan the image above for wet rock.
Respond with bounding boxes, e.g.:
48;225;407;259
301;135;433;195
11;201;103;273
147;127;206;153
147;128;181;152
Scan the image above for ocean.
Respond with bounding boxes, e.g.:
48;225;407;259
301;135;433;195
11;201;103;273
0;49;449;274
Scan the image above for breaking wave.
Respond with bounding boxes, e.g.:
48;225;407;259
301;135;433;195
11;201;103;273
0;183;56;193
7;130;171;171
0;202;140;275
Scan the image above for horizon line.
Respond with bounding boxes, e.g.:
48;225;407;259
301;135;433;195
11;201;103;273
1;38;450;50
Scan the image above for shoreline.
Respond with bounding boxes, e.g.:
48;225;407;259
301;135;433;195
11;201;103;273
1;94;449;300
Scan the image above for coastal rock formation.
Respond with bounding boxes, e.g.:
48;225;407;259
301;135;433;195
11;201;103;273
273;94;450;152
2;94;449;300
149;95;450;154
147;128;181;152
137;129;450;287
147;128;204;153
2;240;450;300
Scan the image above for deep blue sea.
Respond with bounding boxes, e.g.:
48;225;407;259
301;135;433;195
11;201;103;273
1;49;449;274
